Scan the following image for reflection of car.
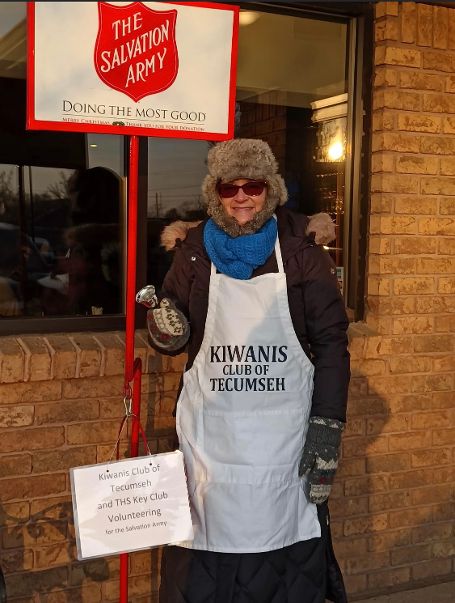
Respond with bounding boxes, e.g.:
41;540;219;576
0;222;53;280
0;222;55;316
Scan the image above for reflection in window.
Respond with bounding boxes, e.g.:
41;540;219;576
0;164;124;318
146;9;349;293
147;139;209;287
236;10;348;290
0;1;127;321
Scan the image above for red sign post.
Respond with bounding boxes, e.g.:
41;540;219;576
27;2;238;600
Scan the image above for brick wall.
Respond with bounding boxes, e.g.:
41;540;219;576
0;332;183;602
329;2;455;598
1;2;455;601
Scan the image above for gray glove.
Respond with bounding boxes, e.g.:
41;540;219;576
298;416;345;504
136;285;190;352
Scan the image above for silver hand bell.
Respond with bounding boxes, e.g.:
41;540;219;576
136;285;158;308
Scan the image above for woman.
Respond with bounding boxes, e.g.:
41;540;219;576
138;138;350;603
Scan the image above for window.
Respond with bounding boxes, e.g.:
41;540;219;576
0;3;127;330
0;2;370;332
145;3;371;315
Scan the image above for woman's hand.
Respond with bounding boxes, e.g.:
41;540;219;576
298;416;345;504
137;285;190;352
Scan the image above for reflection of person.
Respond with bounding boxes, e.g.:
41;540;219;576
139;139;350;603
63;167;122;315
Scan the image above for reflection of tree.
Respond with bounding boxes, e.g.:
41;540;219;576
0;170;17;221
45;170;72;201
164;199;206;222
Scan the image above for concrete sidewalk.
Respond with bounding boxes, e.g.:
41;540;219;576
354;581;455;603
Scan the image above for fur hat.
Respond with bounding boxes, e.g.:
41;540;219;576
202;138;288;237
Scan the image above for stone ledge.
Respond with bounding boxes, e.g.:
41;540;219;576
0;330;187;384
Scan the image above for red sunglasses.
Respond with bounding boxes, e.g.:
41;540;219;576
217;180;267;199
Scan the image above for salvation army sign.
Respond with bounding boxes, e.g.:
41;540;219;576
94;3;179;102
27;2;239;140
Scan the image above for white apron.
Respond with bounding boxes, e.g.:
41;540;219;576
176;235;320;553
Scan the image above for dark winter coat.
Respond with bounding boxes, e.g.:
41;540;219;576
161;206;350;422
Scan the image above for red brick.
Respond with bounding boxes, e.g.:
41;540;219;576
417;3;433;46
40;584;102;603
62;376;124;399
0;453;32;478
342;436;389;458
70;334;102;378
1;548;34;574
329;496;369;518
449;10;455;49
4;567;68;599
433;6;449;49
344;475;389;496
1;501;30;524
431;392;455;409
0;337;25;383
32;446;97;473
368;528;411;552
0;381;62;405
0;427;64;453
400;2;416;43
432;428;455;445
18;336;52;382
344;514;388;536
421;135;455;154
388;431;432;452
375;15;399;42
391;543;432;566
375;46;421;67
432;539;455;559
373;89;421;111
366;415;410;435
0;474;66;503
93;332;125;376
367;453;410;474
35;542;72;569
412;522;453;544
413;335;453;353
0;405;34;428
367;567;411;590
67;420;121;445
345;551;390;574
369;490;412;512
388;394;432;413
389;506;433;528
342;574;367;595
411;484;452;506
411;448;451;467
45;335;77;380
412;558;452;580
35;400;99;425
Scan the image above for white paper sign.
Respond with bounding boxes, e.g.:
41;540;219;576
70;451;193;559
27;1;239;140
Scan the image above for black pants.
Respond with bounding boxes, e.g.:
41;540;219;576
159;536;328;603
159;504;347;603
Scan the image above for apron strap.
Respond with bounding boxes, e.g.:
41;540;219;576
274;234;284;274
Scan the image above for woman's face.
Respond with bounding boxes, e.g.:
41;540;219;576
218;179;267;226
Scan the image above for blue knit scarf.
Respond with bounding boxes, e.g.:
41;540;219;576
203;217;277;280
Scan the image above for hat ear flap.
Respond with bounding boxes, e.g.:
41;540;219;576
268;174;288;206
202;175;219;214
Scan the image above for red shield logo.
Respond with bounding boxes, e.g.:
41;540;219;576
94;2;178;102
